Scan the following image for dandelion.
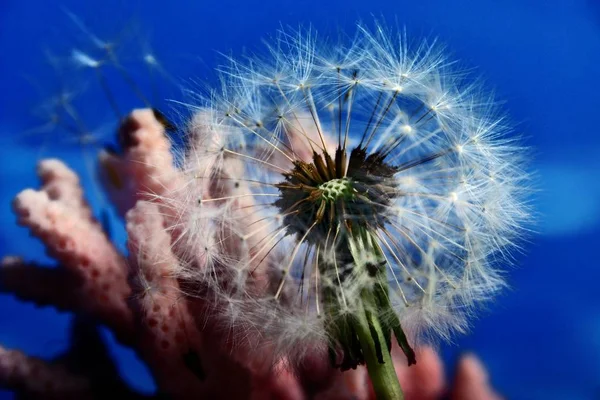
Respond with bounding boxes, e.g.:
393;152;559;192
159;22;530;399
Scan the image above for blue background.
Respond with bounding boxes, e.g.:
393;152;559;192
1;0;599;399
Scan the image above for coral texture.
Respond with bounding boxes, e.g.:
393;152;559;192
0;109;503;399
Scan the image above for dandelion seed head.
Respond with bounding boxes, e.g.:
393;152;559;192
158;21;532;364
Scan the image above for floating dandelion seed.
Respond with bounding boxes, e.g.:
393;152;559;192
160;22;531;399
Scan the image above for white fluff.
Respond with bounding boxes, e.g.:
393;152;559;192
157;21;532;362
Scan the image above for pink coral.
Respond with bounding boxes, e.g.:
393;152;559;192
1;109;503;399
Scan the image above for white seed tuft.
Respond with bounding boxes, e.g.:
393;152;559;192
153;21;532;362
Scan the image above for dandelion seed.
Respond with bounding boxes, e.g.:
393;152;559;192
159;21;531;399
71;49;102;69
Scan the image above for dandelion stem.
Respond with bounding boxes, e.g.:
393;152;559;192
354;289;404;400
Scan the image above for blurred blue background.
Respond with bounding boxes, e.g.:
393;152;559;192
1;0;599;399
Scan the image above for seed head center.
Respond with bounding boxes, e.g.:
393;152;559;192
319;178;355;203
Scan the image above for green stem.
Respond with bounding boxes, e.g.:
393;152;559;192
354;289;404;400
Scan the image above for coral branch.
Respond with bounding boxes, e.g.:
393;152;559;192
450;354;503;400
12;160;133;342
126;200;264;398
37;159;95;222
126;200;208;396
99;109;182;216
394;346;445;400
0;257;81;312
0;346;90;398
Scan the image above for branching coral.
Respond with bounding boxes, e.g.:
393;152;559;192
0;108;503;399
